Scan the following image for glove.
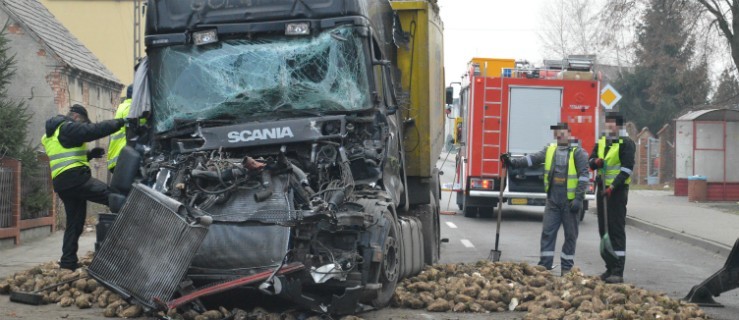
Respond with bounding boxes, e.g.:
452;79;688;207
589;158;604;170
602;185;613;198
500;153;512;168
87;147;105;160
570;199;583;214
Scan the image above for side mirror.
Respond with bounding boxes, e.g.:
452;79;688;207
445;87;454;105
387;107;397;115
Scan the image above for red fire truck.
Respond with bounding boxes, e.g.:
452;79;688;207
453;57;599;219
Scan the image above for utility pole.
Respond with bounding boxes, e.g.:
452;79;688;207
133;0;145;72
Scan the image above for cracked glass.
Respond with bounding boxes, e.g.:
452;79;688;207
149;26;371;132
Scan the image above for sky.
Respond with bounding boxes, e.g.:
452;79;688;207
438;0;549;84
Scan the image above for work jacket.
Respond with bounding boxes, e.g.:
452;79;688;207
107;99;131;170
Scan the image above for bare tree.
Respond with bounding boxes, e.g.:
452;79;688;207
538;0;634;66
695;1;739;72
538;0;573;58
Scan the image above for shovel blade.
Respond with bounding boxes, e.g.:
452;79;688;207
9;291;44;305
489;250;502;262
600;233;619;265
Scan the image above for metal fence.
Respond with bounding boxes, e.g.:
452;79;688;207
0;166;14;228
0;156;56;246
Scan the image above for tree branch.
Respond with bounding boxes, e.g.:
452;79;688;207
697;0;734;41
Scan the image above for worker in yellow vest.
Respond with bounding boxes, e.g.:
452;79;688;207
501;123;590;276
41;104;124;270
107;85;132;172
589;112;635;283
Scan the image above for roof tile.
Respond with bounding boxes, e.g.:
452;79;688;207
2;0;121;84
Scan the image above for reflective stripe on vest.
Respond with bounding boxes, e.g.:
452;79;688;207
41;123;89;179
543;144;578;200
597;136;632;186
107;99;131;170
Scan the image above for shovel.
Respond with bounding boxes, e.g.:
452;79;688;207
489;166;506;262
599;169;619;267
10;275;85;305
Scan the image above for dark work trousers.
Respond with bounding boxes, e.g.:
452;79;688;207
596;183;629;276
56;177;110;269
539;198;580;271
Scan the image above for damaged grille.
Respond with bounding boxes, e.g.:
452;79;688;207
190;174;292;274
88;183;208;309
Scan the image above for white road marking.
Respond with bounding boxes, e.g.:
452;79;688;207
460;239;475;248
445;221;458;229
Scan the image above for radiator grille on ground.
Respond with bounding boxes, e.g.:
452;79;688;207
88;183;208;309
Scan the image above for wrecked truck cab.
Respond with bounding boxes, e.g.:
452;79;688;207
90;0;443;316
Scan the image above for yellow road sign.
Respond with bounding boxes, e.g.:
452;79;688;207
600;84;622;110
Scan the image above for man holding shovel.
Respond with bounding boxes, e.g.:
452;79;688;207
501;123;589;276
589;112;635;284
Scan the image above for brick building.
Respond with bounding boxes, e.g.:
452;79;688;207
0;0;123;182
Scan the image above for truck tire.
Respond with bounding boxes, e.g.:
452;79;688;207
418;170;440;265
456;191;463;210
478;201;498;219
579;201;587;221
462;194;480;218
419;203;440;265
371;211;400;308
462;205;477;218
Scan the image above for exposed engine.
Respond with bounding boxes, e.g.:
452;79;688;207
120;114;406;313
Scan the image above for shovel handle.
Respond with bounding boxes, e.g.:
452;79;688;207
34;276;85;293
494;165;506;251
600;169;608;231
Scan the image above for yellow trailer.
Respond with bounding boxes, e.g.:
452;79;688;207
392;0;445;206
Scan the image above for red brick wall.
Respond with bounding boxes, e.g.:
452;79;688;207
44;67;70;113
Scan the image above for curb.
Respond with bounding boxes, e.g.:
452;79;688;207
625;215;732;257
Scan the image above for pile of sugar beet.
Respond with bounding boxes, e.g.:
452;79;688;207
393;261;707;320
0;253;363;320
1;255;707;320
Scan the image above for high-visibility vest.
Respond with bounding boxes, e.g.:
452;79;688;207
543;143;578;200
597;136;631;186
41;123;89;179
107;99;131;170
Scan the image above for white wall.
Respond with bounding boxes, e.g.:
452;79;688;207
675;120;693;179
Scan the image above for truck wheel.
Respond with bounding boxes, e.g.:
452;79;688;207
463;205;477;218
478;201;498;218
456;191;463;210
420;197;440;265
580;201;588;221
579;206;586;221
371;212;400;308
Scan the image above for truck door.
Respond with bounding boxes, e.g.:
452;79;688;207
508;87;562;193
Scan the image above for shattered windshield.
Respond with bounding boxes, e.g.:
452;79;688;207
149;26;371;132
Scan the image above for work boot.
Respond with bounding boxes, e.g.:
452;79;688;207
561;269;571;277
606;258;625;283
59;263;79;271
599;270;611;280
604;275;623;283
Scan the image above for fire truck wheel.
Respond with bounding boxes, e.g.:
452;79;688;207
456;191;464;211
579;201;587;221
462;205;477;218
